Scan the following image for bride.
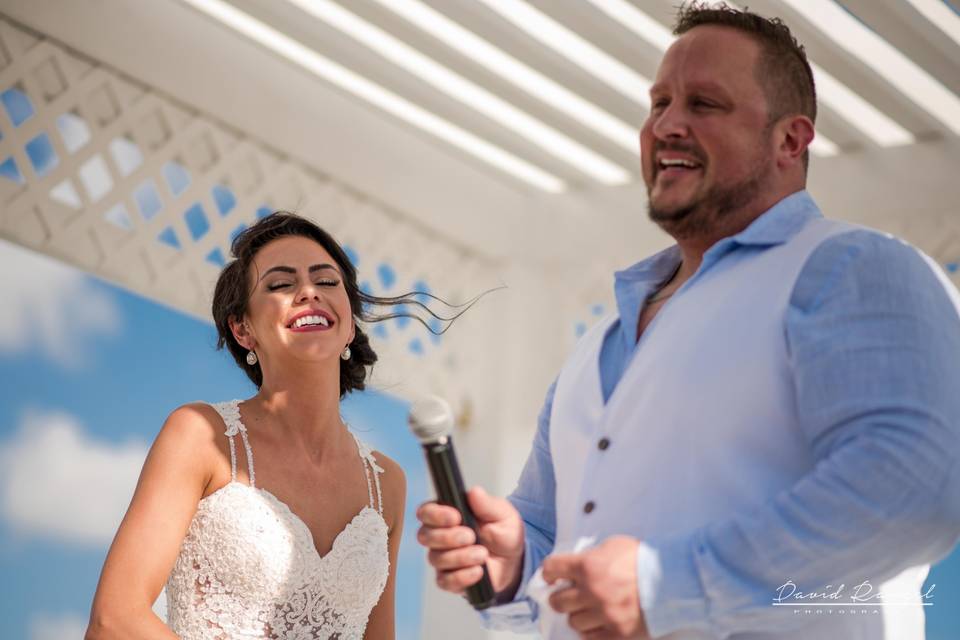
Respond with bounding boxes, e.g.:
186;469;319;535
86;212;410;639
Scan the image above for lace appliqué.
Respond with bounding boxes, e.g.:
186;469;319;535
165;400;390;639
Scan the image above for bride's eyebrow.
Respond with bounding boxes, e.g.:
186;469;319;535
308;264;341;275
259;265;295;282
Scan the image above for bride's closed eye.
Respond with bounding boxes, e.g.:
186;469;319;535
267;279;339;291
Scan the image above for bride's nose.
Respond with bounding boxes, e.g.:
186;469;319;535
295;281;322;304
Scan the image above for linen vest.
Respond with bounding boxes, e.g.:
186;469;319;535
549;216;926;639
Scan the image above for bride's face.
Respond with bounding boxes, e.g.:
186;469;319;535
236;235;355;370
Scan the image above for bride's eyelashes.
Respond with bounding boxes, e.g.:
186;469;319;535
267;279;340;291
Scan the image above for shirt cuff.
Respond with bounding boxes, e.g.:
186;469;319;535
636;533;711;637
477;535;542;632
477;599;538;633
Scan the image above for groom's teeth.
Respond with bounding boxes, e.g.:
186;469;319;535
659;158;700;170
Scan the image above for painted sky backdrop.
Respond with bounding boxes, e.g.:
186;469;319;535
1;239;959;639
0;239;428;639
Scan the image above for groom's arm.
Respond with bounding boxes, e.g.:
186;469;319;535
567;232;960;638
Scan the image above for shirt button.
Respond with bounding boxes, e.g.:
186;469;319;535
583;501;595;514
597;437;610;451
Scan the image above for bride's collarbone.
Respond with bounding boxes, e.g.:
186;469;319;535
243;449;375;548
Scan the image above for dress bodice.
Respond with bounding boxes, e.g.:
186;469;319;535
165;400;390;639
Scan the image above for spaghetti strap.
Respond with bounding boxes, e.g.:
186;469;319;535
228;434;238;481
352;434;384;515
211;400;256;488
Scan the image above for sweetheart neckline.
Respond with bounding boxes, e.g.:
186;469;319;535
198;480;387;561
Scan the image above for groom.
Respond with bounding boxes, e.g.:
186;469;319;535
417;3;960;639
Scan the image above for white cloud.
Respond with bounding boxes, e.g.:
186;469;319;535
0;411;147;546
0;239;121;368
29;612;87;640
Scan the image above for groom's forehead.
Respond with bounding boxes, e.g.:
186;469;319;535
654;26;763;92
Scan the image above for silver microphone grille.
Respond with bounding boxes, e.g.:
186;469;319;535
408;395;454;443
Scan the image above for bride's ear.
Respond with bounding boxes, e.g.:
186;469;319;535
229;316;256;351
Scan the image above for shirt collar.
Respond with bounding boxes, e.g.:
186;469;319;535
611;189;822;348
727;189;822;247
615;189;822;285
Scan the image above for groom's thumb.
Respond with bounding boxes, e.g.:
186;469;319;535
466;486;514;523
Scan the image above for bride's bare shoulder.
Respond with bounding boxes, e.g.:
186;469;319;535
157;402;227;442
147;403;232;471
123;403;234;508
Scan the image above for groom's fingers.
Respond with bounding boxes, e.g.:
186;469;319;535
416;501;462;527
428;544;489;570
417;524;476;550
549;586;590;613
465;486;516;522
541;552;582;584
436;565;485;592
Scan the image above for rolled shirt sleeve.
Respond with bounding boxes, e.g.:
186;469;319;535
638;231;960;637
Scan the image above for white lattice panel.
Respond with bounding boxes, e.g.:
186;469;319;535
0;17;495;406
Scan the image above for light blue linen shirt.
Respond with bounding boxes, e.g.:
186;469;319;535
482;190;960;636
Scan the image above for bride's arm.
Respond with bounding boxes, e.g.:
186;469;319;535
364;453;407;640
85;404;219;640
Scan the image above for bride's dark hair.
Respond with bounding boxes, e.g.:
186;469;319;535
212;211;469;396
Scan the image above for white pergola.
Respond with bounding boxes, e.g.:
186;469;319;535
2;1;958;637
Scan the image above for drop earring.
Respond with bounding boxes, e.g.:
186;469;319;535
341;345;351;361
246;350;258;365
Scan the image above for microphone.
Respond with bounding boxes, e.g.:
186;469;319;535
408;396;496;610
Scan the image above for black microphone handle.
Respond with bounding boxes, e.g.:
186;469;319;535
423;437;497;610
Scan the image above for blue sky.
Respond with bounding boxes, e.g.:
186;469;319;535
0;240;427;639
1;239;959;639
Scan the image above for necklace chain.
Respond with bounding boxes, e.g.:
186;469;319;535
646;290;675;304
646;262;683;305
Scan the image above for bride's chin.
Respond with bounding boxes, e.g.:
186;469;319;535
268;350;342;368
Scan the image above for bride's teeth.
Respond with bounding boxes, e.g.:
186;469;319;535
292;314;330;328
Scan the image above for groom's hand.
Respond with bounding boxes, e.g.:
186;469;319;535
417;487;525;599
542;536;650;639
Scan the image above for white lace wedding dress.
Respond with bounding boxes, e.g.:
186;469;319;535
165;400;390;639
